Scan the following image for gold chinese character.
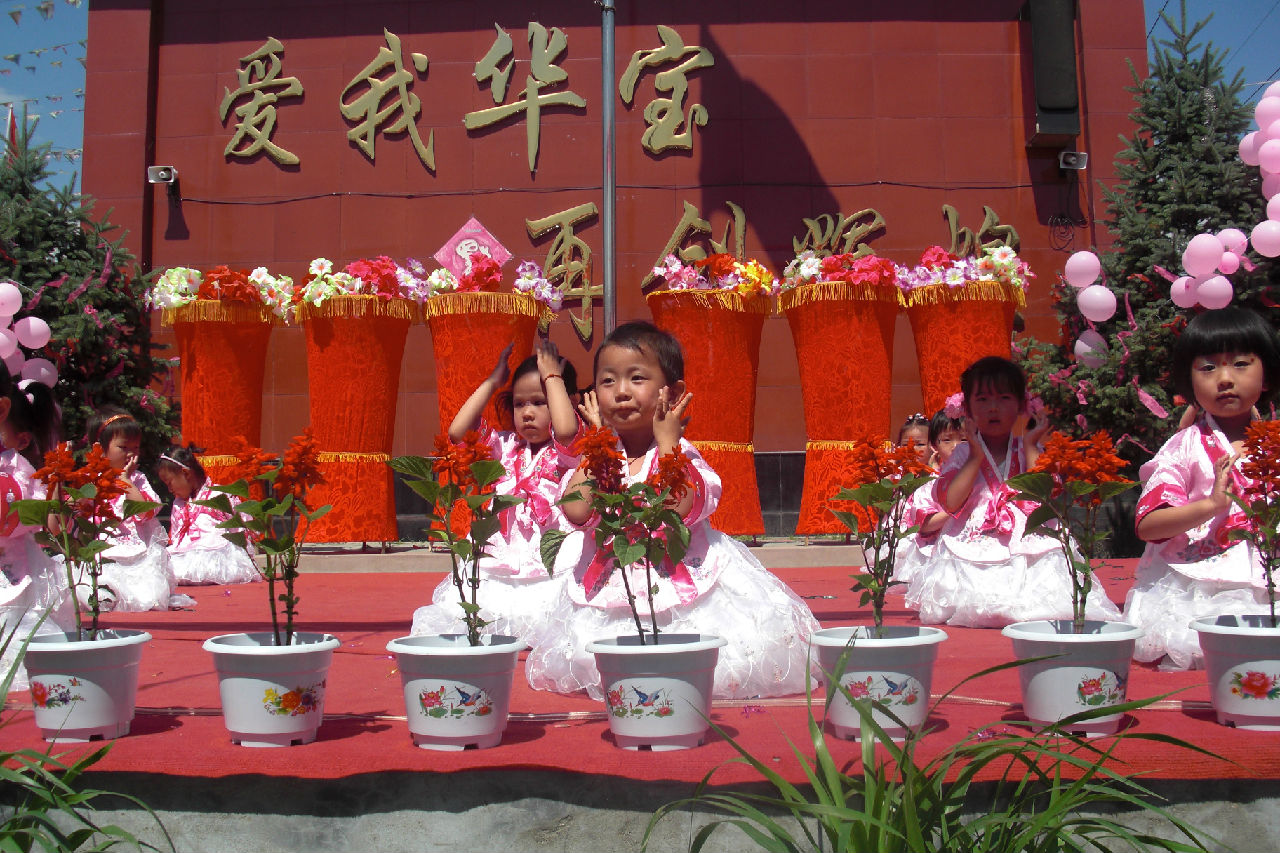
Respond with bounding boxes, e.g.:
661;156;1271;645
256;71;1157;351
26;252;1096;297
942;204;1019;257
340;29;434;170
219;37;304;166
527;202;599;341
791;210;886;258
618;25;714;154
641;201;746;292
465;22;587;174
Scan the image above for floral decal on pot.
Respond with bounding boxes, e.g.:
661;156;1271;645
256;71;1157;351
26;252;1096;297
1076;671;1126;707
263;682;323;717
30;678;84;709
840;674;921;707
1230;670;1280;701
418;684;494;719
605;684;676;719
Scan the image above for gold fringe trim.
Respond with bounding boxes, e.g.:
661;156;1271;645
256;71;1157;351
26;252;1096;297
691;440;755;453
648;289;772;314
297;296;418;323
196;454;241;467
421;291;544;321
805;440;863;451
778;280;898;312
901;280;1026;309
162;300;277;326
316;451;392;463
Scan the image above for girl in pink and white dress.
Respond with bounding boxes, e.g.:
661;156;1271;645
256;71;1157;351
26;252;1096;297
0;373;74;691
157;445;260;586
81;409;192;612
410;339;584;645
525;321;819;701
905;356;1120;628
1125;307;1280;670
892;409;965;587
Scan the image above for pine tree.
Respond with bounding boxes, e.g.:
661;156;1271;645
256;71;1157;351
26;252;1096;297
1021;2;1277;473
0;114;177;461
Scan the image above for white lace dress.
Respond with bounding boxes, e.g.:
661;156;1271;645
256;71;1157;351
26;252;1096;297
168;481;260;585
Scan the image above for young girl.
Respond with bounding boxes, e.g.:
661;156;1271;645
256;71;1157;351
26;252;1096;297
0;369;74;691
896;413;930;464
82;409;191;612
158;445;260;586
1125;307;1280;669
525;321;820;700
892;409;966;587
410;338;583;644
905;356;1120;627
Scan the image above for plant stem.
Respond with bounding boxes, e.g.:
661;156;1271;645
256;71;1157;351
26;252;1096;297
643;557;660;644
616;549;646;645
267;568;280;646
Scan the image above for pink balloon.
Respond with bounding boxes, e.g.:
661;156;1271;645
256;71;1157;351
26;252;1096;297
1252;220;1280;257
1269;194;1280;222
1217;251;1240;274
3;350;24;376
1182;233;1225;276
1264;172;1280;200
1217;228;1248;254
12;316;50;350
1197;275;1234;309
20;357;56;388
1268;118;1280;142
1257;97;1280;130
1241;132;1262;166
0;329;15;360
1074;329;1108;369
1063;251;1101;288
1170;276;1197;308
1260;140;1280;174
0;282;20;317
1077;284;1117;322
1269;82;1280;100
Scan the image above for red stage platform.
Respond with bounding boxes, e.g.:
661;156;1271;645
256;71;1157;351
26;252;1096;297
2;559;1276;789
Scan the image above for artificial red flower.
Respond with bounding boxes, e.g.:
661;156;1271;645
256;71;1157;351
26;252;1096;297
344;255;401;298
201;265;260;304
693;253;737;281
918;246;957;269
274;428;324;502
460;255;502;292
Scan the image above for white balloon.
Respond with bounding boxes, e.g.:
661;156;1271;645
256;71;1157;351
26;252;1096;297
1170;275;1197;308
1197;275;1234;309
1078;284;1118;323
1241;131;1262;166
1074;329;1108;369
0;282;21;317
12;316;50;350
20;357;56;387
3;349;24;376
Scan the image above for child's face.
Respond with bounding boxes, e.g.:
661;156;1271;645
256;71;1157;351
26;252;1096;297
594;343;672;440
1191;351;1266;423
898;425;929;461
966;381;1022;441
105;434;140;472
159;465;199;500
511;370;552;447
933;428;964;466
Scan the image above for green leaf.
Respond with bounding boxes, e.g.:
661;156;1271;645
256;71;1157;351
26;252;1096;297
540;529;568;574
387;454;436;480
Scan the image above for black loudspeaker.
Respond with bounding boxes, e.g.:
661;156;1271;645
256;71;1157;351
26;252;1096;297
1026;0;1080;146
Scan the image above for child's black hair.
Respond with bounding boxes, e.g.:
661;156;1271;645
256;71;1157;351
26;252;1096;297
1172;306;1280;406
495;355;579;422
86;406;142;451
959;356;1026;407
8;378;61;469
928;409;964;446
896;413;929;444
158;444;208;488
594;320;684;385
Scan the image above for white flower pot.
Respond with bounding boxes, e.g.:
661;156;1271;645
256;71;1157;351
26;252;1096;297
1002;619;1142;736
203;632;340;747
811;625;947;741
1192;613;1280;730
23;629;151;742
385;634;524;750
586;633;726;751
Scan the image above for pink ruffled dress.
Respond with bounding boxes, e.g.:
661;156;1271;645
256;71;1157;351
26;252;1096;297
905;436;1120;628
1124;416;1268;670
168;481;260;585
890;473;946;587
410;421;579;645
0;449;75;692
524;438;820;700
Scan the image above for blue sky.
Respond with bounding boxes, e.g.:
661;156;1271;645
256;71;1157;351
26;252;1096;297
0;2;1276;191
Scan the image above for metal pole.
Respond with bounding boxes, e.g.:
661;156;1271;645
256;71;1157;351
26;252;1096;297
600;0;617;334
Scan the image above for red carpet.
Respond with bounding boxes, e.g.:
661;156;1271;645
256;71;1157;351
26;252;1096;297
3;560;1275;785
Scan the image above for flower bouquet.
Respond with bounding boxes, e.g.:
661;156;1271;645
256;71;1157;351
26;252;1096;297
1230;419;1280;628
780;250;898;293
146;264;295;321
895;244;1034;300
651;253;778;297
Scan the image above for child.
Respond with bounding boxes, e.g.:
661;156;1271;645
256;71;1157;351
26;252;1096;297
905;356;1120;627
0;369;74;690
896;413;930;464
1125;307;1280;670
525;321;820;700
892;409;966;586
158;445;261;586
410;338;583;644
82;409;191;612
